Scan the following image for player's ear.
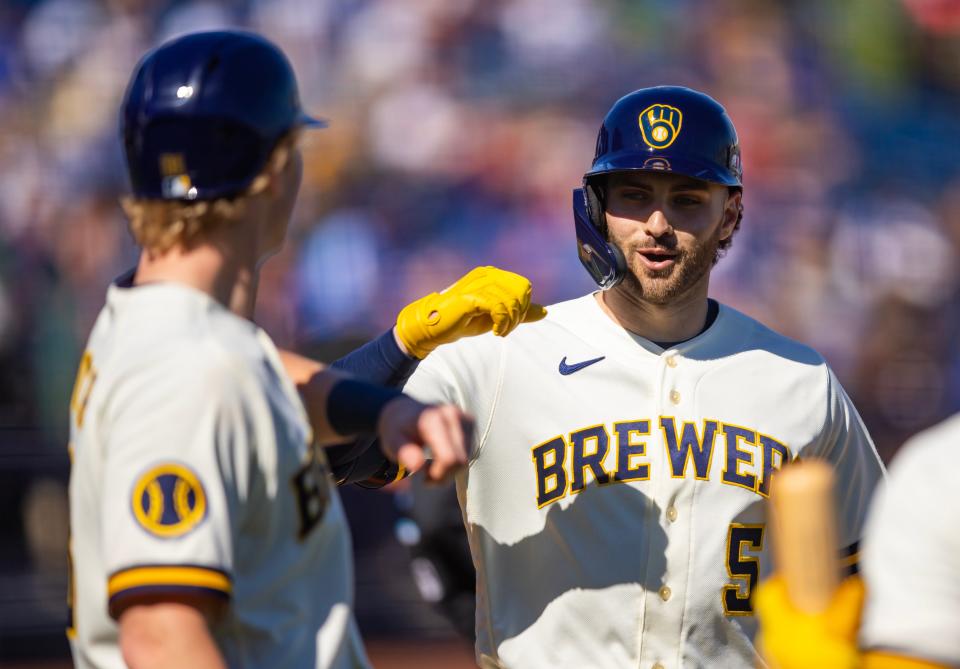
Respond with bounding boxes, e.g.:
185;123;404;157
265;158;287;199
719;189;741;241
270;146;303;200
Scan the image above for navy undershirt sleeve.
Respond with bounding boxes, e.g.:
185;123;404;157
327;329;419;483
330;328;419;386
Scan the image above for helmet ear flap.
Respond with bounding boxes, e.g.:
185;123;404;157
584;179;606;232
573;187;626;290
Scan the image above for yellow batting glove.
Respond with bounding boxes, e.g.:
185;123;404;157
395;266;547;359
755;575;865;669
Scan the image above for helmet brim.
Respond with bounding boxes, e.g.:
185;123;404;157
586;152;741;188
298;112;328;129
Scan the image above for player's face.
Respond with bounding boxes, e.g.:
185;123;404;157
603;172;740;305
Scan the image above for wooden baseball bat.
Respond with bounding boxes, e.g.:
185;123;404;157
768;458;840;613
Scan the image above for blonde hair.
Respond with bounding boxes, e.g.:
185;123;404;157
122;132;300;253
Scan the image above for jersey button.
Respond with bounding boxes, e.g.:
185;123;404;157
666;506;678;522
669;390;680;404
665;355;677;368
659;585;672;601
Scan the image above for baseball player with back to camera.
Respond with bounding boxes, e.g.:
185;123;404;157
66;30;547;669
755;413;960;669
331;86;886;668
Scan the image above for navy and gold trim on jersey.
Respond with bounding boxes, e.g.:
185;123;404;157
839;541;860;577
107;564;232;618
66;537;76;639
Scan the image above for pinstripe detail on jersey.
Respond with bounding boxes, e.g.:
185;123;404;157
107;564;232;616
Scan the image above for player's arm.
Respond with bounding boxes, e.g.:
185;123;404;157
278;351;398;446
118;600;227;669
806;367;885;573
304;266;545;486
99;349;256;668
279;351;470;481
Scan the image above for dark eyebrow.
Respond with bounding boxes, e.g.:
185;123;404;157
611;178;710;192
669;181;710;192
613;181;653;191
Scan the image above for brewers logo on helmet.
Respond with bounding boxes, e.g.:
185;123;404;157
639;104;683;149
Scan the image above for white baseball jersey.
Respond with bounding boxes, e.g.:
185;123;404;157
860;413;960;666
68;281;369;669
402;293;884;669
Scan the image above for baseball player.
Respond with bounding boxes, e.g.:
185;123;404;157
334;86;885;668
67;30;485;669
756;415;960;669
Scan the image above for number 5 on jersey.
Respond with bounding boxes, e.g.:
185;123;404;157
723;523;764;615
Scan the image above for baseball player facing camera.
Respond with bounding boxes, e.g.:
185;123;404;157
67;30;497;669
336;86;885;669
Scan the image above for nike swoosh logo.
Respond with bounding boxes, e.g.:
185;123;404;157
558;356;606;375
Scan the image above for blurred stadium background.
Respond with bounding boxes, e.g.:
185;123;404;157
1;0;960;665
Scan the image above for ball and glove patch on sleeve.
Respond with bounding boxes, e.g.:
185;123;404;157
131;462;208;538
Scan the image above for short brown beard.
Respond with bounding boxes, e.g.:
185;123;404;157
618;223;723;305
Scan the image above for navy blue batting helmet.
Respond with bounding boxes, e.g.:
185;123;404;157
121;30;325;202
574;86;742;289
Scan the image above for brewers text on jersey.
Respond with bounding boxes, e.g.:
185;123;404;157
532;416;790;508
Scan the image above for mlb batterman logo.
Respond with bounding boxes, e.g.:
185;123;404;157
639;104;682;150
131;462;207;538
159;152;197;199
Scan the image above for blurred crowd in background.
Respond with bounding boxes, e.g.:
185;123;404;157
2;0;960;660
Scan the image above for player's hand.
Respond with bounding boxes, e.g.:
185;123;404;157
376;396;473;483
755;574;864;669
394;266;547;359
